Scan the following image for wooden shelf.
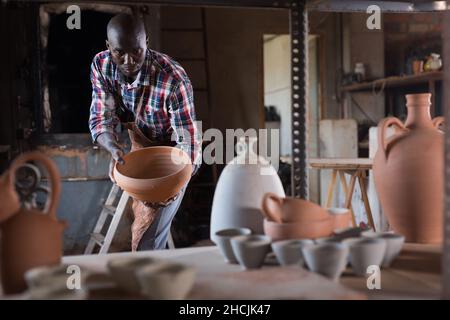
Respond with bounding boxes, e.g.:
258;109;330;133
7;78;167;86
341;71;442;93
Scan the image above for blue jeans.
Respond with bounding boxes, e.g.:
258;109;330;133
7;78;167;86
136;186;187;250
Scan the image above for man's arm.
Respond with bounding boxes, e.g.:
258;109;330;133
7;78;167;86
88;55;124;181
168;79;202;175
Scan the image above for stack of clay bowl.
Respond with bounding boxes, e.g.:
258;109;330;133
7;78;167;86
113;146;192;203
260;193;352;241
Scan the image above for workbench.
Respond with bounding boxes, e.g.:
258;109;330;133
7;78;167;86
309;158;375;230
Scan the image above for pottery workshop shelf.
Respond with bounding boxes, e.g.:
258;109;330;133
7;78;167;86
340;71;443;117
340;71;442;93
308;158;375;230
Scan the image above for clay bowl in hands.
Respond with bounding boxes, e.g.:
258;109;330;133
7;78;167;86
263;218;334;242
113;146;192;203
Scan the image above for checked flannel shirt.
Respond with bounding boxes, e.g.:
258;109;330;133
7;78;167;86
88;48;202;169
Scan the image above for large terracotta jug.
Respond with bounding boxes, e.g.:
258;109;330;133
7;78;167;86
373;93;444;243
0;171;20;223
210;137;286;243
1;151;66;294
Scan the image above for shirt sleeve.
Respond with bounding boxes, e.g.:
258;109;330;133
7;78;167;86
168;79;202;174
88;56;119;143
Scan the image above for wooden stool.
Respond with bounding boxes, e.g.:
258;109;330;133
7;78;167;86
309;158;376;231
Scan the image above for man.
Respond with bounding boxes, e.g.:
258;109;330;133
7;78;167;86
88;13;201;251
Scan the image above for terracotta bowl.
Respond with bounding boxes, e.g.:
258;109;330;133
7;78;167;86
327;208;352;230
113;146;192;202
263;218;334;241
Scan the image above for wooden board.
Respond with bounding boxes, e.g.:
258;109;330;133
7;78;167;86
309;158;373;170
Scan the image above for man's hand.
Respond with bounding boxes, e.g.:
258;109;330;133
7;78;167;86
97;133;125;183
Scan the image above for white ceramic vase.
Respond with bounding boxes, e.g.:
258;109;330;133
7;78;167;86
210;137;286;243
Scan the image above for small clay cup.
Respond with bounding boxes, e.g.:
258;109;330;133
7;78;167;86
347;237;387;276
230;235;272;270
302;242;349;281
361;232;405;267
379;233;405;267
136;263;196;300
215;228;252;264
107;257;168;293
271;239;314;266
24;264;73;289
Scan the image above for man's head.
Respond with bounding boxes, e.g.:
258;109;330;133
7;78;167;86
106;14;147;79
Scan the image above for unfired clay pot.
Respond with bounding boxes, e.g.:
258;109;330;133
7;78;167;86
113;146;192;203
210;137;286;243
1;151;66;294
373;93;444;243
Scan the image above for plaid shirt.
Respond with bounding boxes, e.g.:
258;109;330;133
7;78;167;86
88;49;202;167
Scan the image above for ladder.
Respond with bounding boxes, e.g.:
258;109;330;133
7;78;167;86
84;184;176;254
84;184;130;254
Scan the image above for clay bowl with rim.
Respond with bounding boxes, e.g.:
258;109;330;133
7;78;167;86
263;218;334;241
261;193;330;223
113;146;192;203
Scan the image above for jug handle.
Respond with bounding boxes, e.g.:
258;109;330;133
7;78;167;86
432;116;445;131
9;151;61;219
378;117;408;159
261;193;283;223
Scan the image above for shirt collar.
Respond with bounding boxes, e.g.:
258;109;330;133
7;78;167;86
114;49;152;88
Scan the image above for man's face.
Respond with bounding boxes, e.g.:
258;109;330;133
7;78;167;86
106;32;147;79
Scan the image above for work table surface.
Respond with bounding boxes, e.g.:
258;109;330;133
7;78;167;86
60;243;441;300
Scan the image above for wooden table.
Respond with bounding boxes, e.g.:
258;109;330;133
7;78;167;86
0;243;442;299
62;246;364;300
309;158;375;230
